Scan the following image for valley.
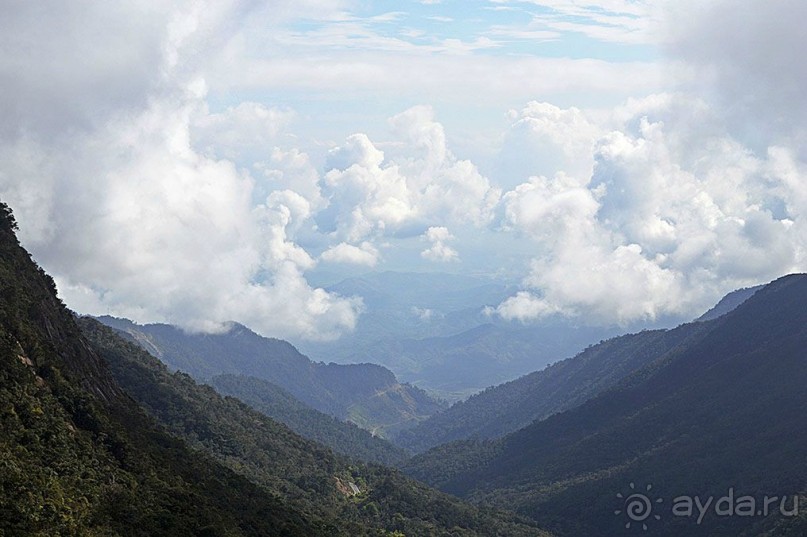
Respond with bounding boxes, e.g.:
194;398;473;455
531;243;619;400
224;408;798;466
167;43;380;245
3;3;805;536
1;199;805;537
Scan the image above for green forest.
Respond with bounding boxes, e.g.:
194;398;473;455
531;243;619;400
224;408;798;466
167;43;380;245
3;194;807;537
0;201;546;536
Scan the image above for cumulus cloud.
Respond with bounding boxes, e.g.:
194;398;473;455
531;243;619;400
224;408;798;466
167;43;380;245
321;134;414;241
420;226;459;262
254;147;326;213
320;106;500;242
496;102;601;188
666;0;807;153
490;291;566;322
3;0;806;336
0;1;360;341
321;242;379;266
26;92;360;340
494;93;804;325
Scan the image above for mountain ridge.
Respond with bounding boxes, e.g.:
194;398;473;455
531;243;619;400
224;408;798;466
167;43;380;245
405;273;807;536
395;281;773;452
209;372;409;465
96;314;446;437
0;199;548;536
0;200;333;535
80;315;548;536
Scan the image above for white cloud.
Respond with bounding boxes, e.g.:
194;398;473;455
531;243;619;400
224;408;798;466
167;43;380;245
411;306;438;321
421;242;459;262
0;2;168;140
322;134;415;242
496;101;601;188
424;226;453;242
27;94;361;341
491;291;566;322
491;0;662;45
421;226;459;262
494;93;804;325
388;106;502;227
0;1;361;341
321;242;379;266
3;0;807;337
666;0;807;151
209;47;664;108
320;106;500;242
191;101;295;162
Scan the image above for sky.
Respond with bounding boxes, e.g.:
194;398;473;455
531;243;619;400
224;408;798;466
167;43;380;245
2;0;807;341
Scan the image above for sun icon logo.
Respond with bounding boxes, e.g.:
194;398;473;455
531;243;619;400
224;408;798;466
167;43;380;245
614;482;663;530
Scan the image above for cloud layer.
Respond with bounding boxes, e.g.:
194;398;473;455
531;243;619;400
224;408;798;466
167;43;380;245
1;0;806;339
0;1;361;340
495;92;803;324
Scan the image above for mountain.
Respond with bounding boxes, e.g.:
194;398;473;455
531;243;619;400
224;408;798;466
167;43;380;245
394;323;709;452
335;322;617;401
97;316;445;437
79;317;546;536
405;274;807;536
394;284;770;451
696;284;764;321
0;202;325;535
297;272;517;368
298;271;619;401
208;373;408;466
0;200;547;536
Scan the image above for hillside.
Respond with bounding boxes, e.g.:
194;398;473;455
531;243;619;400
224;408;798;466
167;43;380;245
406;274;807;536
80;316;546;536
696;284;763;321
0;200;548;536
209;373;408;466
0;202;326;535
395;323;709;452
97;316;445;437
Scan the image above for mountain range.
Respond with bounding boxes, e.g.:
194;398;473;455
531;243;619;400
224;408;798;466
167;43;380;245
298;271;624;400
208;373;408;466
403;274;807;536
96;315;444;438
0;200;547;536
393;322;711;452
3;196;805;537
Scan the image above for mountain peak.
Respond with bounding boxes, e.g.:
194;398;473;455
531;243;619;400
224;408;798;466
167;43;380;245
695;273;807;323
697;284;765;321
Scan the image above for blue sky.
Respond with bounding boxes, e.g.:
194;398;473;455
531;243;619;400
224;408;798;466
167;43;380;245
2;0;806;341
203;0;668;187
278;0;658;61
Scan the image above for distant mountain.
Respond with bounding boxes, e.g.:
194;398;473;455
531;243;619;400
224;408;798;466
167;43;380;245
209;373;408;466
80;317;547;536
405;274;807;536
352;322;619;400
696;284;764;321
395;284;769;452
97;316;445;437
298;272;518;372
394;322;708;452
299;271;619;400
